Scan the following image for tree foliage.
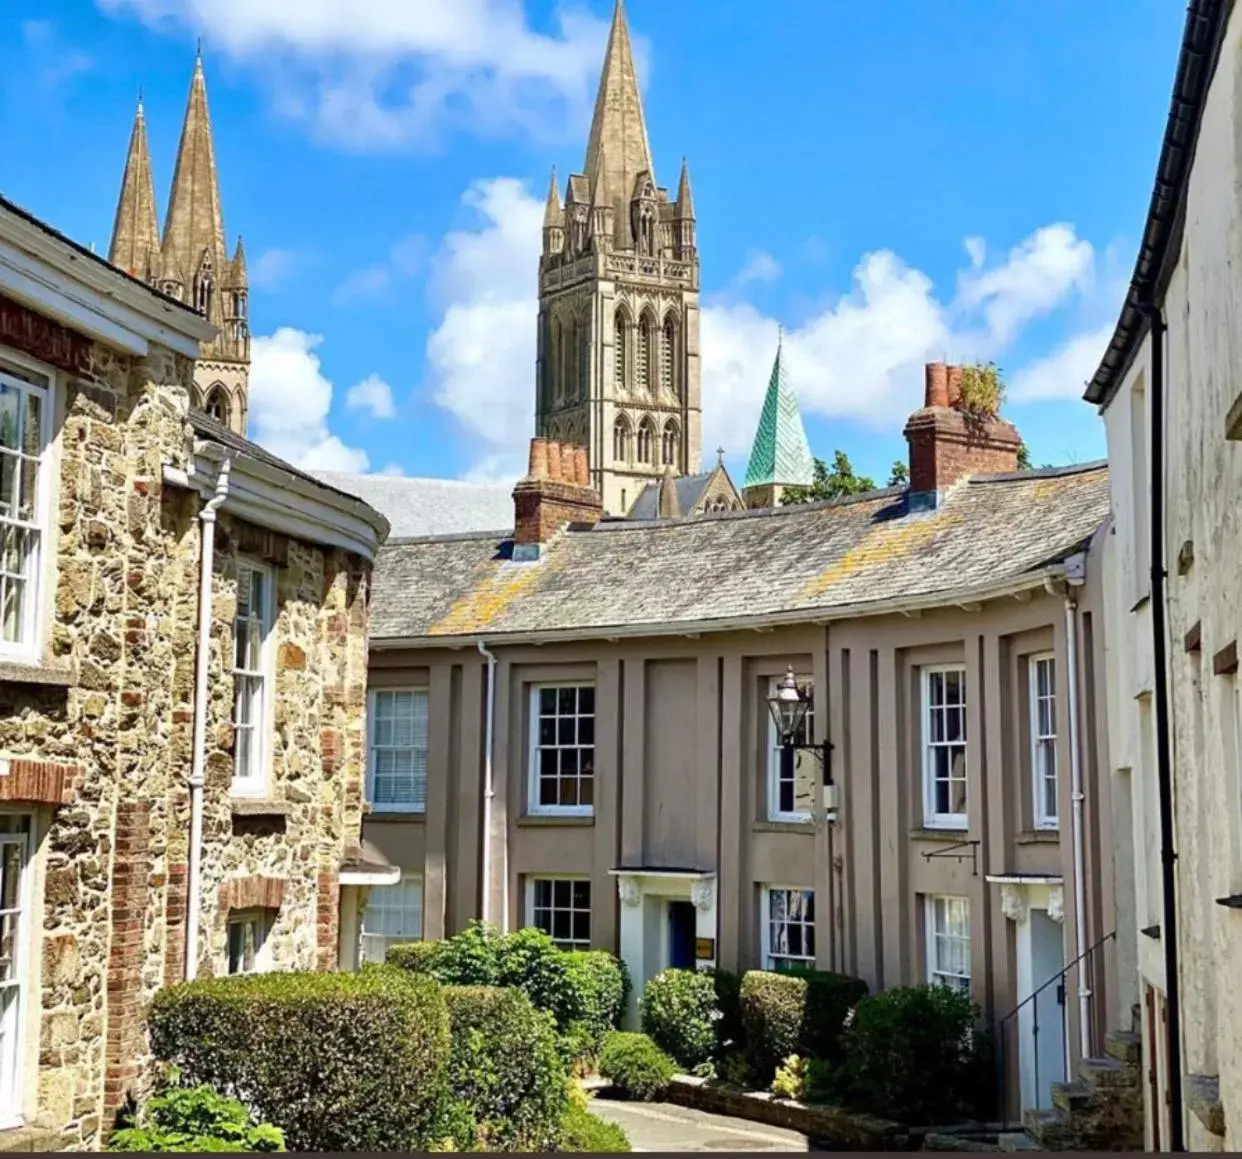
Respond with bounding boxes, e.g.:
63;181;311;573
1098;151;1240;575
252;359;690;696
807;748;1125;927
780;451;876;505
887;461;909;487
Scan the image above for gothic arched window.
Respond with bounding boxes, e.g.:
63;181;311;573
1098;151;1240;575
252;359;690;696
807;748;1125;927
205;385;230;427
662;316;677;395
615;309;630;393
637;314;655;394
552;321;564;404
613;416;632;463
661;421;679;468
637;416;656;464
577;315;589;399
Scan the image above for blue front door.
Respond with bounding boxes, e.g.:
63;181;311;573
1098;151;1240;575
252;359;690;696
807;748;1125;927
668;901;696;970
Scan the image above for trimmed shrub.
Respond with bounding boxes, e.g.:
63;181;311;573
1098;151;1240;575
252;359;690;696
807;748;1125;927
386;940;445;975
598;1031;676;1101
432;920;503;986
109;1077;285;1152
836;985;991;1124
640;969;719;1069
149;966;451;1153
563;950;628;1045
558;1022;599;1077
739;968;868;1080
442;986;568;1152
559;1102;632;1152
493;926;576;1026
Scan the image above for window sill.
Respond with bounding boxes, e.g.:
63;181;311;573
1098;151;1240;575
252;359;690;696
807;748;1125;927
0;658;76;688
1017;829;1060;845
909;826;969;843
365;810;427;823
230;799;293;818
518;814;595;828
753;819;815;835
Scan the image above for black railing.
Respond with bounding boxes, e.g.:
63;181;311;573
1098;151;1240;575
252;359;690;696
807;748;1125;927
992;929;1115;1129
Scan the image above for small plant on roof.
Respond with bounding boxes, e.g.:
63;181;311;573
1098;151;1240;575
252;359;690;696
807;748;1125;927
957;362;1005;417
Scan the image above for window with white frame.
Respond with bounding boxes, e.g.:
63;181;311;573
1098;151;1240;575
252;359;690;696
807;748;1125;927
762;886;815;971
226;909;271;975
0;365;50;658
0;814;31;1124
529;685;595;814
368;690;429;812
360;874;424;963
528;877;591;950
926;895;971;994
923;666;967;828
1030;654;1058;829
232;562;274;796
767;676;815;821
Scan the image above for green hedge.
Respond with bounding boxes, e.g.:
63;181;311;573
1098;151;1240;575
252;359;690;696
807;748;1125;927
559;1101;632;1152
149;967;451;1153
564;950;628;1046
598;1031;676;1101
640;969;719;1069
442;986;567;1151
836;985;993;1125
739;968;868;1080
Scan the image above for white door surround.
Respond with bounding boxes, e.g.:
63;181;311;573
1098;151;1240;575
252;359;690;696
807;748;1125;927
991;875;1068;1114
610;869;717;1028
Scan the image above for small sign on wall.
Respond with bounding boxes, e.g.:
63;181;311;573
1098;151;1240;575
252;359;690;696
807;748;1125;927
695;937;715;961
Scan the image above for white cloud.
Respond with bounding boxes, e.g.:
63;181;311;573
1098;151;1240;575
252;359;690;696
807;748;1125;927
422;178;1117;478
346;372;397;418
332;232;427;305
332;266;390;305
250;247;300;291
97;0;615;150
1009;323;1114;403
249;327;371;471
734;249;782;287
21;19;92;89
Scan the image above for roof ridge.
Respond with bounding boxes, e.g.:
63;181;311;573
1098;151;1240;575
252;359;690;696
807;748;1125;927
970;460;1109;484
385;529;515;546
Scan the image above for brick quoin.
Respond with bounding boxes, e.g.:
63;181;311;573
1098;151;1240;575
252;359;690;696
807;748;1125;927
163;863;187;988
104;801;152;1125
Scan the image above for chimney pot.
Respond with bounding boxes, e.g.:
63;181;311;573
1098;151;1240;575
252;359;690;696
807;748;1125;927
513;437;604;555
546;441;563;482
528;438;550;480
946;364;964;409
925;362;949;408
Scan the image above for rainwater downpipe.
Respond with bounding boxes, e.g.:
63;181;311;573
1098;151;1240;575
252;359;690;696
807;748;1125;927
185;458;231;981
476;641;504;930
1142;298;1184;1151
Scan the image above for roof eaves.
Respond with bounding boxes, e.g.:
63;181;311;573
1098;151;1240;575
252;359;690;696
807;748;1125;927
1084;0;1234;408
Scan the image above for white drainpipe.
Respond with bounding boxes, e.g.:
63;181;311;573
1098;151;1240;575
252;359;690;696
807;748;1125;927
476;641;502;929
185;459;231;981
1063;591;1092;1060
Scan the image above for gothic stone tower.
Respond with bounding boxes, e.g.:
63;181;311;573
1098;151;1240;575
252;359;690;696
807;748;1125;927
537;0;701;517
109;54;251;436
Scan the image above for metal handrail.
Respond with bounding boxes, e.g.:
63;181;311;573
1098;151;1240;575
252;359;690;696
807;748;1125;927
992;929;1115;1129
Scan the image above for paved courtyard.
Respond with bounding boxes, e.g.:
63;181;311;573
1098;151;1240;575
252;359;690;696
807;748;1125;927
590;1096;812;1152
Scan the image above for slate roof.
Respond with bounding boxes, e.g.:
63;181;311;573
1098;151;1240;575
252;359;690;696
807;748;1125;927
628;471;716;519
312;471;515;538
371;462;1110;643
744;341;815;489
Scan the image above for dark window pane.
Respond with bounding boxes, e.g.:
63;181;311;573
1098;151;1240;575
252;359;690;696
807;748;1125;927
539;718;556;745
558;717;575;745
578;775;594;807
779;774;794;814
573;911;590;943
572;880;591;908
541;749;559;778
540;688;556;714
559;748;578;777
558;687;575;714
578;716;594;746
553;911;571;940
553;879;572;907
540;777;559;806
535;880;551;908
561;778;579;807
578;686;595;715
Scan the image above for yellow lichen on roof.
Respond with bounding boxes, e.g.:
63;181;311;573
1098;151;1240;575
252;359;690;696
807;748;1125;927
428;555;558;636
795;507;966;604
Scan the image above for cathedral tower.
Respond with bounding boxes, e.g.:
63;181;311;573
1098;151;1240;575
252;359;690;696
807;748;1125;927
537;0;701;517
109;54;251;435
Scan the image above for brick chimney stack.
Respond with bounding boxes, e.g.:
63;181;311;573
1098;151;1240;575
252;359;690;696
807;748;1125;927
903;362;1021;510
513;438;603;559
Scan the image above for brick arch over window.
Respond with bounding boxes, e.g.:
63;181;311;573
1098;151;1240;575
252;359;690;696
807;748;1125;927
613;414;632;463
636;415;656;464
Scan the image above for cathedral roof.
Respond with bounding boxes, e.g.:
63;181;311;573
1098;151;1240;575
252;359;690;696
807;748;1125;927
311;471;515;538
626;464;741;520
108;97;161;281
743;340;815;490
369;462;1110;644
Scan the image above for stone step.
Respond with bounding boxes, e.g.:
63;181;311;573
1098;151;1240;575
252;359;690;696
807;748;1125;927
1079;1056;1137;1092
1022;1108;1073;1148
1050;1080;1092;1114
997;1131;1041;1152
1104;1031;1141;1065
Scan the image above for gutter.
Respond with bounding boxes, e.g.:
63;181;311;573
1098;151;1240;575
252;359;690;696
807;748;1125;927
371;564;1094;653
476;641;503;930
185;455;231;982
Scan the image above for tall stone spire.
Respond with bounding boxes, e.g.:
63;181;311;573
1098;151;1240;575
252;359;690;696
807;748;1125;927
583;0;654;219
674;158;694;219
742;336;816;509
108;96;161;281
161;51;226;294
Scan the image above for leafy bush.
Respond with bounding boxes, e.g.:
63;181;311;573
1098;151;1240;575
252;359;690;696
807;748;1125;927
559;1086;631;1152
558;1022;599;1077
433;920;503;986
771;1054;806;1101
715;1050;752;1090
563;950;628;1046
109;1076;285;1153
836;985;991;1124
739;968;868;1080
386;940;446;975
442;985;567;1152
598;1032;676;1101
149;966;451;1153
709;968;744;1051
640;968;719;1069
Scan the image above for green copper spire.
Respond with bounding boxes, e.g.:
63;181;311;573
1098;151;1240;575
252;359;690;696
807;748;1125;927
743;336;815;490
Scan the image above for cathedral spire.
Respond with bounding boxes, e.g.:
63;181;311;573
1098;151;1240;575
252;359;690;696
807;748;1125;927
583;0;654;219
543;166;562;228
742;337;815;508
108;95;161;280
162;52;226;290
674;157;695;219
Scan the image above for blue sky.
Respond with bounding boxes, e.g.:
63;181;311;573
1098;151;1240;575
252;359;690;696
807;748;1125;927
1;0;1184;485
